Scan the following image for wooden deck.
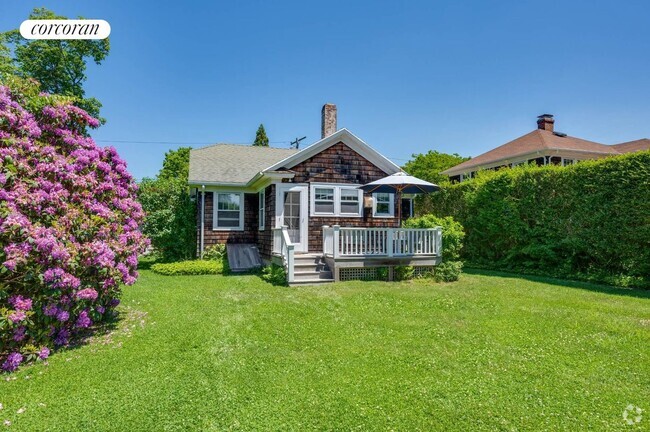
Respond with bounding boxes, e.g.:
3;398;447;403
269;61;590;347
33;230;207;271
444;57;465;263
272;226;443;284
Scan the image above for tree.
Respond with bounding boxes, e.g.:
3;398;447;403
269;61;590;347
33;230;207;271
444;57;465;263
138;147;195;262
0;34;16;79
159;147;191;180
402;150;470;186
1;7;110;124
253;124;269;146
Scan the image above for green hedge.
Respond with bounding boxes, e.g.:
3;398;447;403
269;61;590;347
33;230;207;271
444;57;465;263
151;260;224;276
403;214;465;282
418;151;650;288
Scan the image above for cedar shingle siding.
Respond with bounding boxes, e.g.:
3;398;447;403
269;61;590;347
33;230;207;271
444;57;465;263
258;184;275;258
288;141;398;253
195;141;400;258
197;192;259;251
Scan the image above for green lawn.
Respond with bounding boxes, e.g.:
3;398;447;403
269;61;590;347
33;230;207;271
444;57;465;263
1;270;649;431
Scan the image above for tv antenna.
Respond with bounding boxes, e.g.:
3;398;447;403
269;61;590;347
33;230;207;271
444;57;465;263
290;136;306;149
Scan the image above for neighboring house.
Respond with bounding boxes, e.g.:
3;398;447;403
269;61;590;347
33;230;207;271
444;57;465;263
188;104;441;284
441;114;650;182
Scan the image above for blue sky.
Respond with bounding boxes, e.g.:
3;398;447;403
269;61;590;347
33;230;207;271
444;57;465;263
2;0;649;180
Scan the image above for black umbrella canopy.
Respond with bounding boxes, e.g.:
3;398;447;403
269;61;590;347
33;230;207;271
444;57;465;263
359;172;441;226
359;172;441;193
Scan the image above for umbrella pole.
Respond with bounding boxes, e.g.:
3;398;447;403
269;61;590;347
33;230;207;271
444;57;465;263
397;188;402;228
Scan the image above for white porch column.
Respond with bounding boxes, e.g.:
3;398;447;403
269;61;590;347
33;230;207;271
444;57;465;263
333;225;340;259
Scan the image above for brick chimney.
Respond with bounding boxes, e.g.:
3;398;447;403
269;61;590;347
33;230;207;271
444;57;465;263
321;103;337;138
537;114;554;132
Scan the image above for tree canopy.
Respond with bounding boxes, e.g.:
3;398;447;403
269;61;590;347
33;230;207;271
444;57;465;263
253;124;269;147
402;150;470;185
159;147;191;180
0;7;110;123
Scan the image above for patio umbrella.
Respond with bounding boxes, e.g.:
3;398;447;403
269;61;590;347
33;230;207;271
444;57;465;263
359;172;441;226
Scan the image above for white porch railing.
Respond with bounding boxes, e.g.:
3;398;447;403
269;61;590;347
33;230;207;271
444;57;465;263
322;225;442;258
273;226;295;283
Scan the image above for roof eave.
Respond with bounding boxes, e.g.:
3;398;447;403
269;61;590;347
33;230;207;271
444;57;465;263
188;170;295;189
441;148;620;176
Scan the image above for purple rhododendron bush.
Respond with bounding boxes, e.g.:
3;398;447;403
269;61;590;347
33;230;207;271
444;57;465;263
0;82;148;372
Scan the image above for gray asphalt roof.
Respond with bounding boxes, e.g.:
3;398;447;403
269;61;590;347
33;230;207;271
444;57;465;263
188;143;299;184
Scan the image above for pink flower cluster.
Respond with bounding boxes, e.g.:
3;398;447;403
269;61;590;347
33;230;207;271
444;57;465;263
0;85;149;372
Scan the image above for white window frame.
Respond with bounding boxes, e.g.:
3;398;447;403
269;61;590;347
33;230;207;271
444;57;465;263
312;186;336;216
339;187;362;216
213;192;244;231
373;192;394;218
309;184;363;217
258;190;265;231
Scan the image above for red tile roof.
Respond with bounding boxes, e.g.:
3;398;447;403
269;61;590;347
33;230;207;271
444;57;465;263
610;138;650;153
442;129;649;175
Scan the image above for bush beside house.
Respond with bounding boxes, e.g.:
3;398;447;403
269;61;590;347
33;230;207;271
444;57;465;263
138;177;195;262
151;260;225;276
403;215;465;282
0;82;148;371
137;147;196;262
419;151;650;288
150;245;228;276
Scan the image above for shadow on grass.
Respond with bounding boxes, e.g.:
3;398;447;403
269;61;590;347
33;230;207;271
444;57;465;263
51;306;148;364
464;267;650;300
67;312;121;349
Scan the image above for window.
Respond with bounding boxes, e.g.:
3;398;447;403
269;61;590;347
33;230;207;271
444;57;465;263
373;192;394;217
310;184;363;217
562;158;575;166
340;188;360;214
314;187;335;214
214;192;243;230
258;191;265;230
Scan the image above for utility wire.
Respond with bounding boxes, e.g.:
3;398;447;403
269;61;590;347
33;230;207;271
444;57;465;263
93;139;410;161
94;139;291;145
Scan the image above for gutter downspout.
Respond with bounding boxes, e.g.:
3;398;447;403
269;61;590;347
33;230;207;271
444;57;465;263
200;185;205;258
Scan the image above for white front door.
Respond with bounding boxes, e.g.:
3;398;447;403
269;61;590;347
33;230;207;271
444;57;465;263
276;184;309;252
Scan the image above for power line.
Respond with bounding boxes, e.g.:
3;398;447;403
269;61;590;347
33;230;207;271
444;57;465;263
93;139;411;162
94;139;291;145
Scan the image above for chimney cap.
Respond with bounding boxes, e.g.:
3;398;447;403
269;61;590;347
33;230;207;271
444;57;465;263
537;113;554;118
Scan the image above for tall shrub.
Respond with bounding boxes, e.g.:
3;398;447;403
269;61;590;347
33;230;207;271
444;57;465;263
137;177;195;262
0;83;148;371
425;153;650;288
403;215;465;281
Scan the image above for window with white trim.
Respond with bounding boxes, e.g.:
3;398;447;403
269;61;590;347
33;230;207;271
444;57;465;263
340;188;361;215
213;192;244;230
314;187;335;214
258;191;265;230
373;192;394;217
310;184;363;217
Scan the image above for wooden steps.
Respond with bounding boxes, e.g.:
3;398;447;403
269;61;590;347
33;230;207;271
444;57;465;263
290;253;334;286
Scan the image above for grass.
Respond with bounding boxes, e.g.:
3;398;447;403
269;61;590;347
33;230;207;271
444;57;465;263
1;271;649;431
